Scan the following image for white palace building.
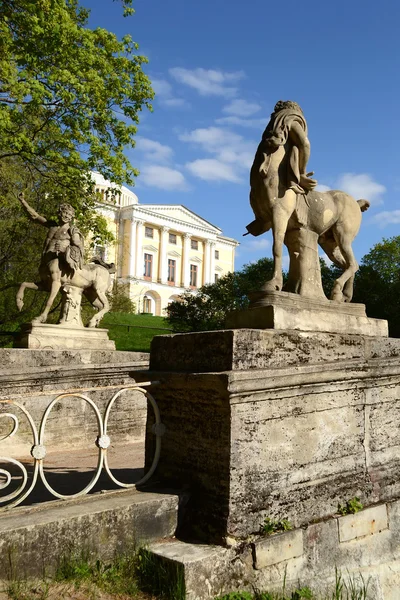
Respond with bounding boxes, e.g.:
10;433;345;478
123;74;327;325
92;173;239;316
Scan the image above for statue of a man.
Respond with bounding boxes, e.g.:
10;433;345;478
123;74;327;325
18;193;84;278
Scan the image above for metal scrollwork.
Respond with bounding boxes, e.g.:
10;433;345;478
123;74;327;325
0;383;163;510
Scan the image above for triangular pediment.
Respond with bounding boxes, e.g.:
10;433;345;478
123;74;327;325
137;204;222;233
143;244;158;252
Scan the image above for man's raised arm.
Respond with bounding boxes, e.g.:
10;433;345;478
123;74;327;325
18;192;48;225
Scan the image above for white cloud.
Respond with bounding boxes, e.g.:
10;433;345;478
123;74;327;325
242;237;271;251
337;173;386;205
371;210;400;228
215;115;266;129
135;138;173;163
139;165;188;191
180;126;255;183
185;159;242;183
169;67;245;97
316;183;331;193
222;98;261;117
151;77;186;108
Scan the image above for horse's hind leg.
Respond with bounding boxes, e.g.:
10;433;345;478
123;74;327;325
87;289;110;328
329;227;359;303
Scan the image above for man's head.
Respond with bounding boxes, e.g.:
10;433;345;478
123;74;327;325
58;203;75;223
274;100;303;114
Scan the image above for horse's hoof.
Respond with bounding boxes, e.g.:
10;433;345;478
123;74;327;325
32;315;47;324
16;300;23;311
260;279;282;293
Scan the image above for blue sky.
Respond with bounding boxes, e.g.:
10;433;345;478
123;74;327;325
85;0;400;270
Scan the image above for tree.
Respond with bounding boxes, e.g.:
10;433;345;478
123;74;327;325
0;0;153;194
166;259;276;332
0;0;153;336
353;236;400;337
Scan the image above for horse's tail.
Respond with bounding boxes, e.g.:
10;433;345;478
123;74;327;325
357;199;370;213
91;257;116;273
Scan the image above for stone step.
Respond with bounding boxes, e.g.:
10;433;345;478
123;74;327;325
146;539;233;600
0;487;179;579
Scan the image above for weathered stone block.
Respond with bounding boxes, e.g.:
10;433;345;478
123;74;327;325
140;329;400;542
253;530;303;569
14;323;116;350
338;505;389;543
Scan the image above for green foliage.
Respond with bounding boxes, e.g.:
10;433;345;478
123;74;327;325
337;497;363;516
0;0;153;190
100;312;171;351
0;0;153;334
352;236;400;337
108;281;136;313
166;258;275;332
261;517;293;536
135;548;185;600
55;550;140;596
216;593;254;600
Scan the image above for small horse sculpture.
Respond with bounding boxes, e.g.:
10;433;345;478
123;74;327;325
16;193;114;327
246;100;369;302
16;260;114;328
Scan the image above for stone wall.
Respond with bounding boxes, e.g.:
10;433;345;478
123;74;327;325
0;349;150;457
141;329;400;542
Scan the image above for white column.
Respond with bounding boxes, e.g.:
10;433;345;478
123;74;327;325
204;240;212;284
135;220;144;278
210;242;216;283
129;218;137;277
183;233;191;288
160;226;170;284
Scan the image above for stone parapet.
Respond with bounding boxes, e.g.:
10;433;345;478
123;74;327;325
226;291;388;336
140;329;400;542
0;348;149;454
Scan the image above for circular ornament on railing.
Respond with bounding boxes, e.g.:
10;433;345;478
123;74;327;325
31;444;47;460
152;422;166;437
96;434;111;449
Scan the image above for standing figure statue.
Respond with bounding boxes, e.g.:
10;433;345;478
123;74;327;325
16;193;114;327
246;100;369;302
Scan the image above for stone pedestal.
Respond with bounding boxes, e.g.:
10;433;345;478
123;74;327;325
14;323;116;350
140;329;400;543
226;290;388;336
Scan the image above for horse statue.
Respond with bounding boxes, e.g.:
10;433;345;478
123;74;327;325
16;193;114;328
246;100;369;302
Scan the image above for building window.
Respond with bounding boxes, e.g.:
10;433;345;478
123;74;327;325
190;264;198;288
191;239;198;250
214;273;219;283
168;259;176;283
143;296;152;313
144;253;152;278
169;233;177;244
145;226;154;238
215;250;219;260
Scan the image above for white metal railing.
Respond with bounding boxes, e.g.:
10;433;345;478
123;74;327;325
0;383;164;510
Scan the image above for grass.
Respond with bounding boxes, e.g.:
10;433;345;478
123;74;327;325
215;569;371;600
0;550;371;600
99;313;172;352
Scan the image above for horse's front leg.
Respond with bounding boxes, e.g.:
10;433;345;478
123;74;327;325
32;279;61;324
261;193;295;292
16;282;41;311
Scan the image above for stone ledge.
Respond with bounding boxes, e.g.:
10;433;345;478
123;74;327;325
0;488;180;579
149;329;399;373
338;505;389;543
252;529;304;569
14;323;116;350
226;304;388;337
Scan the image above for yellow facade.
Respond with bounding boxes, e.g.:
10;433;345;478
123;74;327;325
93;172;239;316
